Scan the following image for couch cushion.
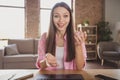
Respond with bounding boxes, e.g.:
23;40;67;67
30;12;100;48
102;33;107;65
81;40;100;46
4;62;36;69
8;39;34;54
4;54;35;62
103;51;120;60
5;44;19;55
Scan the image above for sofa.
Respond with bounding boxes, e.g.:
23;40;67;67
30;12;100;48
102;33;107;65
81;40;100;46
0;39;39;69
97;41;120;68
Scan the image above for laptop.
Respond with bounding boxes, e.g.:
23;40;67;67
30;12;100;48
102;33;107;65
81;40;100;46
34;74;84;80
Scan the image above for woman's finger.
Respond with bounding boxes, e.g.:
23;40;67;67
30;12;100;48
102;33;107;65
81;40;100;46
75;31;86;43
46;53;58;67
76;32;83;42
83;31;87;41
74;35;80;45
74;33;83;45
46;53;55;60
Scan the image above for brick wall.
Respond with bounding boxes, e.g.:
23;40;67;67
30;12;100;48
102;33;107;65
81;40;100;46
25;0;40;38
75;0;104;26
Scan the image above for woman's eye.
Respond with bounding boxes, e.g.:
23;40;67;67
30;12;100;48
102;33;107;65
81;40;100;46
64;15;68;18
53;15;59;18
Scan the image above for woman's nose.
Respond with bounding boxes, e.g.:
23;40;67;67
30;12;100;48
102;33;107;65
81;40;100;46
59;17;64;22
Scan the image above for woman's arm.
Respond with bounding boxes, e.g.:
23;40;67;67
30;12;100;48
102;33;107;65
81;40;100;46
36;32;58;70
75;43;86;70
36;33;47;69
74;31;87;70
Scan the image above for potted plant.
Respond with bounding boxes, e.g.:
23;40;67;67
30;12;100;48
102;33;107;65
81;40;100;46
83;20;89;26
96;21;113;42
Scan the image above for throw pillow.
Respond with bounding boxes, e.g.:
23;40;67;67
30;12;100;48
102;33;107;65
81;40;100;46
5;44;19;55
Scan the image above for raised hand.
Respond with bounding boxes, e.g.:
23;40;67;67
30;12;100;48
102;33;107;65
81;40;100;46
74;28;87;46
45;53;58;67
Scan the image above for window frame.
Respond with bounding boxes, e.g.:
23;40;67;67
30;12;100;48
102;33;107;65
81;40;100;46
0;0;25;39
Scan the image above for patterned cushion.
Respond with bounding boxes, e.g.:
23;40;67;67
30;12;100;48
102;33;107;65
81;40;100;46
5;44;19;55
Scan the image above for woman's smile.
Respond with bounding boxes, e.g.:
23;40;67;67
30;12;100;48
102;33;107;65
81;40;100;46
57;23;65;28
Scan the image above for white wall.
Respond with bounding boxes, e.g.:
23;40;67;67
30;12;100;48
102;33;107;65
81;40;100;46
105;0;120;41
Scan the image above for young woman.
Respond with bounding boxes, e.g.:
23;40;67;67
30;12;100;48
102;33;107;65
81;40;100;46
36;2;87;70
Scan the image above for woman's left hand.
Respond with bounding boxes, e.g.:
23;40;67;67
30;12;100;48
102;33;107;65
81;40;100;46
74;30;87;46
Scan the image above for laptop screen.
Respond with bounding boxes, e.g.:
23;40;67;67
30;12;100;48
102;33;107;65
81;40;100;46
34;74;84;80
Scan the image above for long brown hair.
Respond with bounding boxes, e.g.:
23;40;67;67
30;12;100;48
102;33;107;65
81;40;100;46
45;2;76;62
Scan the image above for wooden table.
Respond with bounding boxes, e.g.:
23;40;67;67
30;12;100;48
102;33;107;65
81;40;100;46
86;69;120;80
0;69;120;80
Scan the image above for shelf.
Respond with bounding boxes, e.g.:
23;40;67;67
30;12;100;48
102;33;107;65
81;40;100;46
82;25;97;60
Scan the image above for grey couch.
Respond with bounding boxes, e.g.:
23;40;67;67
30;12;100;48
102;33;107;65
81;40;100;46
0;39;39;69
97;41;120;68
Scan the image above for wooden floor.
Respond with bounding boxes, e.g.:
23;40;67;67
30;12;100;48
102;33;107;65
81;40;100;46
85;59;118;69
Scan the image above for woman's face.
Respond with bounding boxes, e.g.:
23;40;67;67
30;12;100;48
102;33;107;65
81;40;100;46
53;7;70;32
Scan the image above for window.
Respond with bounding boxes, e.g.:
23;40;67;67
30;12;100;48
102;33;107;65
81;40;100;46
40;0;72;35
0;0;25;39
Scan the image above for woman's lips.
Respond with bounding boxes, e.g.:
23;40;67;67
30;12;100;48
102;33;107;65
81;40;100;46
58;24;64;28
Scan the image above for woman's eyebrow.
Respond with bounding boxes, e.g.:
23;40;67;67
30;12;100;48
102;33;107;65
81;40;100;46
53;13;59;14
53;11;69;14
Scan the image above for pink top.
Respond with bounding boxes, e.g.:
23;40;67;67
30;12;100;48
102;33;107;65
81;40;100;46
36;33;87;70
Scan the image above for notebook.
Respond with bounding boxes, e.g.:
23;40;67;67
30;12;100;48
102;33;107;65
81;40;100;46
0;72;33;80
12;72;33;80
34;74;84;80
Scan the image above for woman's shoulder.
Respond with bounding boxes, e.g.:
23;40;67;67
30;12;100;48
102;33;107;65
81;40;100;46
40;32;47;40
41;32;47;36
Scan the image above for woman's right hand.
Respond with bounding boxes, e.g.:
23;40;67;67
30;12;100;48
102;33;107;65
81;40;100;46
45;53;58;67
